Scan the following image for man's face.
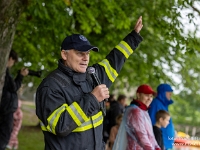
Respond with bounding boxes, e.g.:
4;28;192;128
137;93;153;107
61;49;90;73
166;92;172;100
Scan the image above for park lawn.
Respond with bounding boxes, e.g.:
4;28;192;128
18;126;44;150
17;101;44;150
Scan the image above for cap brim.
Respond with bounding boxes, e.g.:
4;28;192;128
76;45;99;52
144;91;157;96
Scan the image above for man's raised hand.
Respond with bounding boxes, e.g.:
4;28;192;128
134;16;143;33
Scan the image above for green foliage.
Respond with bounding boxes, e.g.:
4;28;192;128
10;0;200;126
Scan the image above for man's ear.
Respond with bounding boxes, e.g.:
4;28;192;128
61;50;67;60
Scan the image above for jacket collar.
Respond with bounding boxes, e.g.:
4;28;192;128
58;59;87;82
130;100;149;111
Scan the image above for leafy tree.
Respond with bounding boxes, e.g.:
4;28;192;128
0;0;28;102
1;0;200;126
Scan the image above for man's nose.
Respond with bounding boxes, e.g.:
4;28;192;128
83;54;89;60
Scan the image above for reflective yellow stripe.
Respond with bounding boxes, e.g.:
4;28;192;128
66;105;82;126
39;120;48;131
91;110;102;120
98;59;118;82
73;102;88;121
73;111;103;132
66;102;89;126
40;105;103;133
45;102;89;134
92;111;103;128
93;117;103;128
47;104;68;134
73;120;93;132
115;41;133;58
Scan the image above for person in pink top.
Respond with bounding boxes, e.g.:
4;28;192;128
113;84;160;150
6;100;23;150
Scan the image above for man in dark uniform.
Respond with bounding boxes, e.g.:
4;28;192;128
35;16;143;150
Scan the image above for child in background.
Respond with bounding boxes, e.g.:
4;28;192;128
6;100;23;150
153;110;170;150
108;114;123;150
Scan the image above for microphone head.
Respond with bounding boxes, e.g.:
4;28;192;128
87;67;95;74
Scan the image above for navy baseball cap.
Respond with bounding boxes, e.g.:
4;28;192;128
61;34;99;52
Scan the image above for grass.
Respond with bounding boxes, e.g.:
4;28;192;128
18;126;44;150
11;101;45;150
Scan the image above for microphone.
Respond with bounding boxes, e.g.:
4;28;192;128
87;67;108;102
87;67;101;85
87;67;107;116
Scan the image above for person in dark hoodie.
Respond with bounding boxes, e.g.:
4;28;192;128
0;50;29;150
148;83;175;150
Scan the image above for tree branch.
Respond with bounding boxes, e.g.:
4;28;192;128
191;5;200;16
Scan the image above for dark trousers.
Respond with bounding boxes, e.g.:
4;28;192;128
0;113;14;150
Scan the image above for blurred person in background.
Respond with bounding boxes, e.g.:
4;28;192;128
103;94;116;143
148;83;175;150
113;84;160;150
153;110;170;150
0;50;28;150
107;94;127;135
107;114;123;150
6;100;23;150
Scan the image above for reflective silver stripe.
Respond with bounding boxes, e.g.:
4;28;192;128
41;105;103;134
40;121;48;132
98;59;118;82
66;102;89;126
68;104;85;124
118;42;131;56
115;41;133;58
73;111;103;132
47;104;68;134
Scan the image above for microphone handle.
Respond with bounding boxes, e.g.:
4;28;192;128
92;73;108;102
91;73;107;116
92;73;101;85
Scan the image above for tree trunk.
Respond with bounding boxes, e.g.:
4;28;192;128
0;0;28;103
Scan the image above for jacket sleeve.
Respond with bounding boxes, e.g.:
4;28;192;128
5;69;24;92
93;31;143;88
36;81;100;136
127;108;154;150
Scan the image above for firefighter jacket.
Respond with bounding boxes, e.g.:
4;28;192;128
35;30;143;150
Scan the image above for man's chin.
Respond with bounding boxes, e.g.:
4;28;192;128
78;69;87;73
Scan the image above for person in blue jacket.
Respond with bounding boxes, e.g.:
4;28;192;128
148;84;175;150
